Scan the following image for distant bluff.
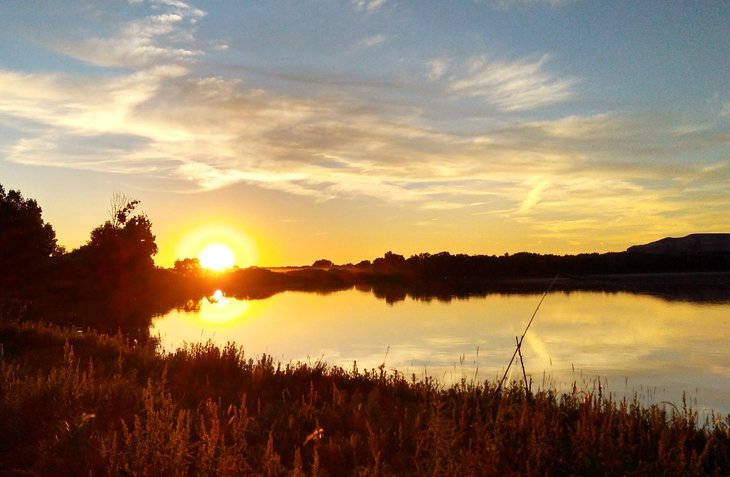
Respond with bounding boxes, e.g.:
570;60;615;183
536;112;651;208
627;233;730;255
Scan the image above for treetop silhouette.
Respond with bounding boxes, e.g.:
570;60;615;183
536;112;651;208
0;184;61;291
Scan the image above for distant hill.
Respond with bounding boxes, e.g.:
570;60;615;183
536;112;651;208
627;233;730;255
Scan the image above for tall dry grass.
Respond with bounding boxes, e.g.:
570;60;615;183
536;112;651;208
2;320;730;476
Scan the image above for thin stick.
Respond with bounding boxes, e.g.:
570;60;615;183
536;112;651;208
496;273;560;394
474;345;480;384
516;336;529;390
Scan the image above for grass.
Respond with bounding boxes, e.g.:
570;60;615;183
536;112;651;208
2;319;730;476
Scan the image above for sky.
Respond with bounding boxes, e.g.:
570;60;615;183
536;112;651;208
0;0;728;267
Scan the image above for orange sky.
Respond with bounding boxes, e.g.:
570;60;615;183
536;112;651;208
1;1;728;267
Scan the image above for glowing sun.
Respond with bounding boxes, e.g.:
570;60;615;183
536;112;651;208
174;224;257;270
199;243;236;271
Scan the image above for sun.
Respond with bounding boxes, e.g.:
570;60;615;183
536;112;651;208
199;243;236;271
173;224;258;270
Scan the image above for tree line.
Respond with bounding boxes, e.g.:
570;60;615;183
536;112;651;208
2;183;729;332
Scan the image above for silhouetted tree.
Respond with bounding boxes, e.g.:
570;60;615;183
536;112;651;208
311;259;334;269
0;185;61;293
43;196;161;330
81;197;157;285
373;251;406;272
174;257;201;276
108;192;137;228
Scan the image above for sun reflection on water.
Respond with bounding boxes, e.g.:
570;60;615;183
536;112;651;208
154;290;251;332
200;291;249;324
208;289;226;304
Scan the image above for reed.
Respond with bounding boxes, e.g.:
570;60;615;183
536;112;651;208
1;319;729;476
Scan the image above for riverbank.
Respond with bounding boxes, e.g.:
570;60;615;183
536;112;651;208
2;319;729;476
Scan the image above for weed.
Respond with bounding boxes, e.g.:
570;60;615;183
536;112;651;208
2;320;730;475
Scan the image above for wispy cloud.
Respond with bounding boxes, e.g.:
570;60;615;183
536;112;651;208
446;54;577;111
352;0;387;13
358;34;387;49
721;102;730;117
517;179;548;214
56;0;205;70
426;58;448;81
482;0;576;11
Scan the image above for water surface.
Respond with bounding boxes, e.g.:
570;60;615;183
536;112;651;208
151;289;730;414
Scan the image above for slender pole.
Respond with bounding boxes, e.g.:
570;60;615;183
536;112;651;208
496;273;560;394
516;336;529;390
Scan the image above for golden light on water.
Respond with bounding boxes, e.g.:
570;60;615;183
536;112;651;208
164;292;251;325
150;290;730;414
175;224;258;268
201;293;250;324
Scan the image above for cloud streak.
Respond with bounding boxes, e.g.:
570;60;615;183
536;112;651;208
358;34;388;49
482;0;576;11
446;54;577;111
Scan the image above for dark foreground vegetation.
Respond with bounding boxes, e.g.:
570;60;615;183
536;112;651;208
3;319;730;477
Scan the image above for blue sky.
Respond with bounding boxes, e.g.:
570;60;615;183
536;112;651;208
0;0;728;266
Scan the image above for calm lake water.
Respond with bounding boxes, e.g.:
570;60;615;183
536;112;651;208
151;288;730;415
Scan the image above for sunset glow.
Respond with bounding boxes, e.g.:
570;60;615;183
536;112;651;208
173;224;257;269
0;1;727;265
